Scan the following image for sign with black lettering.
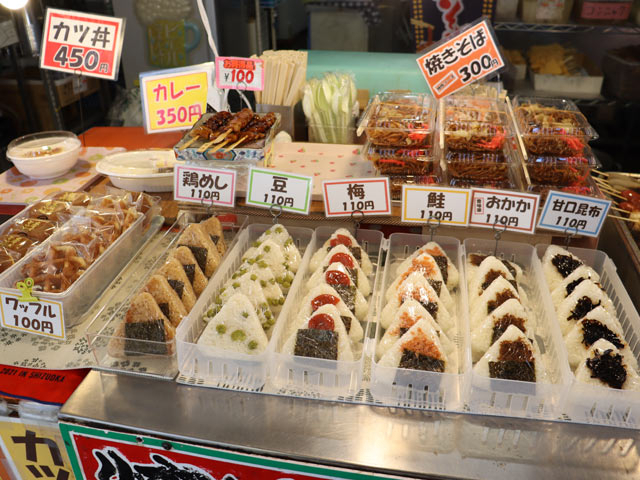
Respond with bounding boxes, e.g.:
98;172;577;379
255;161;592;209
322;178;391;217
537;191;611;238
469;188;540;234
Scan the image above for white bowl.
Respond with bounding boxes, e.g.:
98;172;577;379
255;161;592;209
7;131;81;179
96;149;177;193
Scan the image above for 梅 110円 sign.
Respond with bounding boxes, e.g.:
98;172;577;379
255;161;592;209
40;8;125;80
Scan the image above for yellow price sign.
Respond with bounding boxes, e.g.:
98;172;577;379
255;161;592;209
140;62;212;134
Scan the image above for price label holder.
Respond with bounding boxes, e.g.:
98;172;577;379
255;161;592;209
322;177;391;217
215;56;264;91
174;165;237;207
245;168;313;215
537;191;612;238
416;18;505;99
0;279;65;340
140;63;213;134
40;8;125;80
580;2;632;20
469;188;540;234
401;185;471;226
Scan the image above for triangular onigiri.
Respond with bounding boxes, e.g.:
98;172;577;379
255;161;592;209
243;224;301;273
556;280;616;336
310;228;373;275
241;239;295;292
470;276;521;329
542;245;584;292
394;241;459;290
575;339;640;390
306;244;371;297
550;265;601;309
318;262;368;320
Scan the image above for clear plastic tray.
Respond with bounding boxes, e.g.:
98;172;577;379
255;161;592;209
536;245;640;428
463;238;572;419
387;174;441;201
176;223;314;390
364;141;436;176
0;210;160;329
87;212;247;378
447;160;522;191
359;92;436;147
513;96;598;156
269;227;384;399
369;234;469;410
525;149;596;186
445;147;511;181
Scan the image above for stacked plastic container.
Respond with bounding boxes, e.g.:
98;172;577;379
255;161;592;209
359;92;439;200
441;96;521;190
512;96;599;199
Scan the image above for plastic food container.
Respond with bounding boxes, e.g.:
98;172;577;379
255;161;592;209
7;131;81;179
513;97;598;157
176;223;314;390
359;92;436;147
536;245;640;428
269;227;384;399
307;121;356;145
96;149;177;192
463;238;572;419
525;151;596;186
445;148;510;182
364;142;436;176
370;233;468;410
87;212;248;378
388;174;441;201
0;210;161;329
442;97;511;153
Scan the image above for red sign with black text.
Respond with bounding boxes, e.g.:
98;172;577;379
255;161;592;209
416;18;504;99
40;8;125;80
580;2;631;20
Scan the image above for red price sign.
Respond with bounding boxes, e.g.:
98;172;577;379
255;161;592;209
40;8;125;80
216;56;264;91
416;19;504;99
580;2;631;20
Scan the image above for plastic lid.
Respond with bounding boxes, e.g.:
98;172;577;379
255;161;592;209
513;96;598;140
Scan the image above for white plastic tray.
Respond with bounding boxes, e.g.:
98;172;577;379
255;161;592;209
87;212;247;378
536;245;640;428
369;233;468;410
0;211;159;328
269;227;384;399
463;238;572;419
176;223;314;390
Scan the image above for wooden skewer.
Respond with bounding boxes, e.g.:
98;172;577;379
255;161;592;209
197;140;216;153
609;214;640;223
209;139;231;153
592;168;608;177
224;136;247;152
611;206;632;214
179;136;199;150
212;129;232;143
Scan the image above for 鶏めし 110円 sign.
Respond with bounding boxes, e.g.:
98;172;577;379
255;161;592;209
416;18;504;99
40;8;125;80
140;63;212;133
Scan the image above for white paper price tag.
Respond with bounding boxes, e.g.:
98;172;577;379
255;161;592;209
469;189;540;234
401;185;471;225
0;290;64;340
537;191;612;238
246;167;313;215
215;56;264;91
322;177;391;217
174;165;236;207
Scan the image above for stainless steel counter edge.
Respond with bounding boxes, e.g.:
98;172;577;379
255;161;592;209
60;370;640;480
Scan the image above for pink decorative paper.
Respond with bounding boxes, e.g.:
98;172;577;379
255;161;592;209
267;142;374;200
0;147;124;205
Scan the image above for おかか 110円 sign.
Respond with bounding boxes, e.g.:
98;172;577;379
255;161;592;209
416;18;505;99
40;8;125;80
140;63;213;133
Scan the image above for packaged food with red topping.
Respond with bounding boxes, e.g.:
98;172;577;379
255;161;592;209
445;148;510;182
513;96;598;157
525;152;596;187
442;96;511;153
388;174;441;201
364;141;437;176
359;92;436;147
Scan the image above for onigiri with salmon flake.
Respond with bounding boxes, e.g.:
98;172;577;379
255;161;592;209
381;272;454;333
395;241;459;290
550;265;600;310
575;339;640;390
198;293;268;355
297;284;364;343
282;304;354;361
378;318;456;373
556;280;616;336
385;252;454;311
306;244;371;297
310;229;373;275
376;299;455;361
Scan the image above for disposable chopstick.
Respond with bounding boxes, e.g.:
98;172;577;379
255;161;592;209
224;135;247;152
179;136;199;150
